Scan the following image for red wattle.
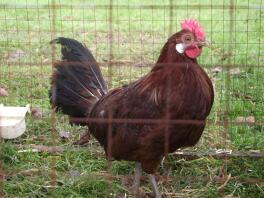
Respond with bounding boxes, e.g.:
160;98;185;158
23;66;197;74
185;46;202;59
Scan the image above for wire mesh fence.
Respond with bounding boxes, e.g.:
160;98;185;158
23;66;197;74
0;0;263;197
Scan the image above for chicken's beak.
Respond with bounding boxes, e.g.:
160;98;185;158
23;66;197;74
197;40;211;48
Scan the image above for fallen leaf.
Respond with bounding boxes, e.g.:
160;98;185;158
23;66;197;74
79;31;89;36
42;57;49;63
235;116;255;123
59;131;70;139
213;175;224;183
246;116;255;123
115;193;128;198
18;168;41;176
249;150;261;153
0;169;5;180
121;175;132;186
0;87;8;96
211;66;222;73
62;15;74;20
231;92;254;102
31;107;43;118
73;132;90;145
217;174;232;190
235;117;245;123
18;149;39;153
220;52;232;61
68;170;81;178
30;145;64;153
6;49;25;62
229;68;241;75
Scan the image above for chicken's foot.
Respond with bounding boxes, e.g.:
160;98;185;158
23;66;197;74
148;174;161;198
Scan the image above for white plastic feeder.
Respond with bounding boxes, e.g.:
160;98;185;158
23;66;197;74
0;104;30;139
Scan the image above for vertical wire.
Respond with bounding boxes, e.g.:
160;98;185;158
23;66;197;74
70;0;74;38
163;64;171;179
169;0;173;36
0;161;2;198
162;0;174;180
253;0;263;148
0;0;4;181
209;0;213;144
128;0;132;83
210;0;213;67
14;1;19;69
105;2;114;189
257;1;263;123
117;0;122;78
221;0;225;146
232;0;237;123
0;2;6;189
221;0;235;194
151;1;154;63
243;0;250;145
82;1;85;43
25;0;33;106
107;0;113;170
50;0;57;196
163;1;165;43
58;0;63;37
187;0;189;17
4;0;11;104
108;0;113;92
36;0;44;111
93;0;98;59
140;6;143;71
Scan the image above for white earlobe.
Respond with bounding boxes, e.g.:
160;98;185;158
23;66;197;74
176;43;185;54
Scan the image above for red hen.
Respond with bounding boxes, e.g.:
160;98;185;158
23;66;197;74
50;19;214;197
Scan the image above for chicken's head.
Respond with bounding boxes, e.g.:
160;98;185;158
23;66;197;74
174;19;208;59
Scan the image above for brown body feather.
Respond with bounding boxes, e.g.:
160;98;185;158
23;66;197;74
89;59;214;173
89;30;214;173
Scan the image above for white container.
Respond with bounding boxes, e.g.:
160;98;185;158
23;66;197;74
0;104;30;139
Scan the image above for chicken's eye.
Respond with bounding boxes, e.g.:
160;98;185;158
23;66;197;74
185;36;191;41
182;34;194;45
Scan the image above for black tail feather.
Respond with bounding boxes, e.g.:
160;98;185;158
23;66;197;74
50;37;108;121
50;37;107;94
50;37;96;62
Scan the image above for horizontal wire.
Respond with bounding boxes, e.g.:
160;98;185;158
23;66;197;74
68;117;264;127
0;4;263;10
1;62;264;68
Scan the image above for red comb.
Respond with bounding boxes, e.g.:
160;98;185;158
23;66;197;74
181;19;205;41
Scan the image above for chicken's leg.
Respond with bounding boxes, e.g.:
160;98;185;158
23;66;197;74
148;174;161;198
131;162;142;196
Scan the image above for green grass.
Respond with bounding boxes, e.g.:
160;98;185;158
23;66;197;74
0;0;264;197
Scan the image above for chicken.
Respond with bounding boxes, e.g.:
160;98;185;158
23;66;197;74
50;19;214;197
